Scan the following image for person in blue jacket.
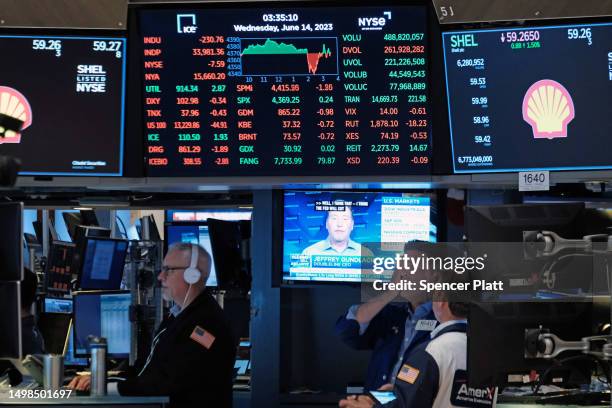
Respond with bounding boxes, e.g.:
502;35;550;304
335;241;438;391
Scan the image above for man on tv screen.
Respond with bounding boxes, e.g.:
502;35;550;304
301;205;364;256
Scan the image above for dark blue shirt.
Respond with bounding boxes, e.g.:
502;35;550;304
335;302;436;390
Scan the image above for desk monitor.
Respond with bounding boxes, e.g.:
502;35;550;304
0;282;21;359
44;298;73;314
73;291;131;358
0;202;23;281
71;225;112;281
37;312;72;355
43;298;87;366
468;300;598;388
208;219;251;291
45;241;76;294
79;238;128;290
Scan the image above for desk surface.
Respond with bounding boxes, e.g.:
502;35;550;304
0;395;169;405
498;405;602;408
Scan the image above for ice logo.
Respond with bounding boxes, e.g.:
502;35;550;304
522;79;575;139
0;86;33;144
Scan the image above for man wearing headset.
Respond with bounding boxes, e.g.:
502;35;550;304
69;243;236;408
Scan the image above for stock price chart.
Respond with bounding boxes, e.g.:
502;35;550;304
443;22;612;173
139;6;431;176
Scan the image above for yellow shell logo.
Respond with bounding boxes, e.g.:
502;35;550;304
0;86;33;144
522;79;575;140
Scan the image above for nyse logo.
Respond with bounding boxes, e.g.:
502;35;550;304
358;11;391;31
76;65;107;93
177;14;197;34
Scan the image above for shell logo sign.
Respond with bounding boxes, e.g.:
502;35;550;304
522;79;575;140
0;86;33;144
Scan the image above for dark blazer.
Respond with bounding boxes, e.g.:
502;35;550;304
118;290;236;408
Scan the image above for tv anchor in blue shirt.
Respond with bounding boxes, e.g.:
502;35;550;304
335;242;437;391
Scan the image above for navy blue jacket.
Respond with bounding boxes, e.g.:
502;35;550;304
379;321;494;408
335;303;436;390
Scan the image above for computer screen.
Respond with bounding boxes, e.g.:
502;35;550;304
73;291;131;358
443;22;612;173
137;5;432;177
45;241;76;294
43;298;88;366
165;224;217;286
44;298;73;314
282;190;436;282
0;35;126;176
79;238;128;290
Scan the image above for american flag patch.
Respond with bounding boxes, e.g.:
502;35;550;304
397;364;420;384
190;326;215;349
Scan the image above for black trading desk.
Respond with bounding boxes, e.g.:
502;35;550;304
0;396;168;408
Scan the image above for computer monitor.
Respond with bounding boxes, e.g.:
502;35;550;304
79;238;128;290
0;282;21;359
73;291;131;358
43;298;87;366
71;225;112;281
468;300;601;389
208;219;251;291
0;202;23;281
62;212;84;242
44;298;73;314
37;313;72;355
79;210;99;227
45;241;76;294
165;223;218;287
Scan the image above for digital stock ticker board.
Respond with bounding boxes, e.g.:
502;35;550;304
443;23;612;173
138;6;432;177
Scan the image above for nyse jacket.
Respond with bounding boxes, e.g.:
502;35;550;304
118;290;236;408
335;303;435;390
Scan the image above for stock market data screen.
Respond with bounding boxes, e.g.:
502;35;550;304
138;5;432;177
443;23;612;173
0;35;126;176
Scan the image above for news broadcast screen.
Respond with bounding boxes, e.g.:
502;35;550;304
282;190;436;282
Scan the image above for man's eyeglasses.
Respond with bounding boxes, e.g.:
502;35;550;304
160;266;188;274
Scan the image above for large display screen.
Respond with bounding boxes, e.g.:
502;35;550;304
283;191;436;282
138;5;432;176
0;35;126;176
443;22;612;173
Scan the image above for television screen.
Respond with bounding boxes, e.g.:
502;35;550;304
0;35;127;176
282;190;436;282
137;4;432;176
443;22;612;173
